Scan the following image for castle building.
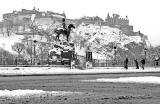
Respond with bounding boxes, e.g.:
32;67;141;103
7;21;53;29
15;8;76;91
0;9;144;38
75;16;104;26
0;7;65;35
104;13;134;36
105;13;129;26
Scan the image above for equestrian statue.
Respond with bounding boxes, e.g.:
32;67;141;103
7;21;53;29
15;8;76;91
54;18;75;41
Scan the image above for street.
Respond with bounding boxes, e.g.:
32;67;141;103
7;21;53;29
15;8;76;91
0;73;160;104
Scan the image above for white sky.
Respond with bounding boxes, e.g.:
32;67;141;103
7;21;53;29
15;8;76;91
0;0;160;46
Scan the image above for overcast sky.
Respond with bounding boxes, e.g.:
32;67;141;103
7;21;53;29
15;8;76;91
0;0;160;46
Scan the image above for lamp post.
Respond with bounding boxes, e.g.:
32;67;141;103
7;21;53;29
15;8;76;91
33;40;37;65
144;48;147;59
113;46;117;65
39;44;43;65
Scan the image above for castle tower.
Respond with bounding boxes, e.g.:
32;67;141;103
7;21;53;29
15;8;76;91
105;13;110;22
125;16;129;25
107;13;110;19
33;7;36;11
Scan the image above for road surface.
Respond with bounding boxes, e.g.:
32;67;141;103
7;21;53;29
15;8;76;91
0;73;160;104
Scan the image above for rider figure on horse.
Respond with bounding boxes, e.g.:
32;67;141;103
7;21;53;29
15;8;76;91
62;18;67;31
55;18;75;41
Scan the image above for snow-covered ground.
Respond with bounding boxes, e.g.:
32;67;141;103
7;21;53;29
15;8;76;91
81;76;160;84
0;89;82;97
0;67;160;76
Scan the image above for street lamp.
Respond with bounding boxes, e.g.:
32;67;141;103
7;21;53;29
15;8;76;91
144;48;147;58
113;46;117;56
33;40;37;65
113;46;117;65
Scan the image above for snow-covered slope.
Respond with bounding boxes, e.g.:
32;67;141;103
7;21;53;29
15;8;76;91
72;24;146;60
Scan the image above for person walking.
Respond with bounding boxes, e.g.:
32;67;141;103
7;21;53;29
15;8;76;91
124;57;129;69
141;58;145;70
134;59;139;69
155;56;159;68
14;57;18;66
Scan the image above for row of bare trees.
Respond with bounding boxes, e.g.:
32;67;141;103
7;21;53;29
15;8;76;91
10;41;49;65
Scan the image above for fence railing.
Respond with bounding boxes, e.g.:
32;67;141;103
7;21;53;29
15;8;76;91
0;56;159;68
92;59;158;67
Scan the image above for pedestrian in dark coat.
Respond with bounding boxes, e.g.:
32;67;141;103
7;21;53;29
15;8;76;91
155;57;159;68
134;59;139;69
14;57;18;66
141;58;145;70
124;57;129;69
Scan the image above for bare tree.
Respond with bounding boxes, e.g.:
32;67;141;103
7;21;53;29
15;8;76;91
12;42;25;56
12;43;25;65
26;46;33;64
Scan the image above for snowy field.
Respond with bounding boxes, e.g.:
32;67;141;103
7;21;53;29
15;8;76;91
0;89;82;97
82;76;160;84
0;67;160;76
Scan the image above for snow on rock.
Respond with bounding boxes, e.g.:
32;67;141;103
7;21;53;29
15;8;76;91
82;76;160;84
73;24;144;59
75;24;142;46
0;89;82;97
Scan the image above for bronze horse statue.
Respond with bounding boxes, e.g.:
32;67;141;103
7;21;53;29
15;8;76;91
54;24;75;41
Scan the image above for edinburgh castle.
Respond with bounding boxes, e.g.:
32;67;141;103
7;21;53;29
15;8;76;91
0;7;145;38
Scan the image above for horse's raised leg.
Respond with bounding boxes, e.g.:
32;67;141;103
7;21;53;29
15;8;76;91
56;34;60;41
66;34;69;42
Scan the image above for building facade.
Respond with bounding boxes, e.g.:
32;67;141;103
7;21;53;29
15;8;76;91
0;7;66;36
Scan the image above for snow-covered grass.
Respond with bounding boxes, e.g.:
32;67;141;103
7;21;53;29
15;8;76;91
0;89;82;97
0;67;160;76
81;76;160;84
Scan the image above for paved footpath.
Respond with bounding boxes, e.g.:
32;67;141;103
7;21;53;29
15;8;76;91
0;67;160;76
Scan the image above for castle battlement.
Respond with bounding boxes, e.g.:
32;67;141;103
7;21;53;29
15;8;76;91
105;13;129;26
